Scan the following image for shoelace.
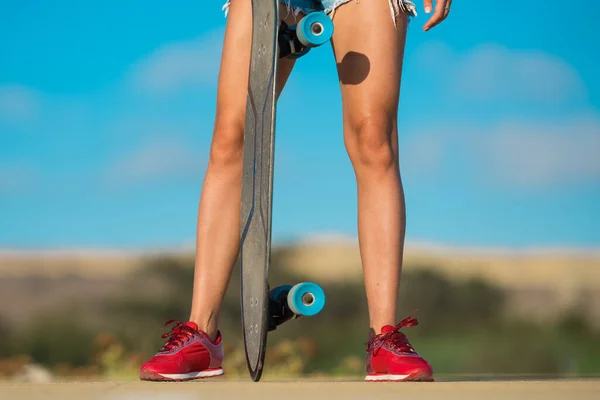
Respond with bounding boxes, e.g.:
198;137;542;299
365;311;419;356
160;320;196;352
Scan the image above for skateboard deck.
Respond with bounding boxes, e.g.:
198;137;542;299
239;0;279;383
239;0;333;382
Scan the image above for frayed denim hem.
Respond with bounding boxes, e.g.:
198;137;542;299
222;0;417;26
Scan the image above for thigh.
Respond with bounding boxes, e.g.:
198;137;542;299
215;0;297;133
330;0;410;146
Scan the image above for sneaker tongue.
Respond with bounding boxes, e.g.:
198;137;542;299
380;325;395;334
183;321;198;331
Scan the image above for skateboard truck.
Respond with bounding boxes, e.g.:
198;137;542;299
268;283;326;331
278;21;310;59
278;12;334;59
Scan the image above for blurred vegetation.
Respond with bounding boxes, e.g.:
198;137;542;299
1;248;599;380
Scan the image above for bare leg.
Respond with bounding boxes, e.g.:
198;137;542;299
189;0;298;339
331;1;409;334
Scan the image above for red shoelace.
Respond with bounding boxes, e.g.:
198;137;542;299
160;320;196;352
365;312;419;356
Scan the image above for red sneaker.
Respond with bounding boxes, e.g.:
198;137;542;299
365;313;434;382
139;320;224;381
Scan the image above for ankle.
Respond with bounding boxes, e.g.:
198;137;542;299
197;323;219;342
189;314;219;341
370;321;396;336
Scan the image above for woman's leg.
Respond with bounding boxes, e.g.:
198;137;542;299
331;0;433;382
330;1;409;334
189;0;298;340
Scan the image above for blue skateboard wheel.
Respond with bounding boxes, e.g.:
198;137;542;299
296;12;334;48
287;282;326;317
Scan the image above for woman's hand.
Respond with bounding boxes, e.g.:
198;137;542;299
422;0;452;31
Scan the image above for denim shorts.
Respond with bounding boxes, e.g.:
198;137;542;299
222;0;417;23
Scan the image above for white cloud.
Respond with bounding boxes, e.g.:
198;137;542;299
401;132;445;177
413;42;587;104
0;84;41;120
129;27;225;94
107;136;207;185
484;115;600;187
406;41;596;188
402;113;600;188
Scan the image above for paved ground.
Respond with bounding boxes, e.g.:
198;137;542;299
1;379;598;400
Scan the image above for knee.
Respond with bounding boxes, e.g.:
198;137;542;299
345;114;397;171
209;120;244;167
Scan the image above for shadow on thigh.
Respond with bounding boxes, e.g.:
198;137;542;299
337;51;370;85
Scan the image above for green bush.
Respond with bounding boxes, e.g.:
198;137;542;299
398;268;505;334
13;312;96;368
0;317;12;358
2;253;599;378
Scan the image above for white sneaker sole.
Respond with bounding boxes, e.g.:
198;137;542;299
159;368;224;380
365;374;410;381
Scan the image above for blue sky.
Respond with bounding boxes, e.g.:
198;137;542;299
1;0;599;250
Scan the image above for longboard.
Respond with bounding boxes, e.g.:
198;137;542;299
239;0;279;383
239;0;333;382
